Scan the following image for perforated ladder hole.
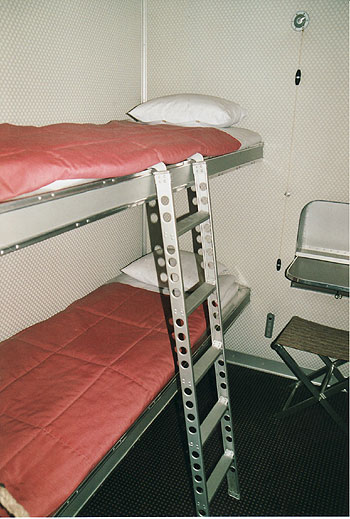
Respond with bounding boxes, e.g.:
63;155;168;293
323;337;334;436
226;436;233;443
192;451;199;459
163;212;172;222
181;360;189;368
225;425;231;432
178;333;186;341
157;257;165;267
196;487;204;494
199;510;207;516
176;318;184;327
171;273;179;283
179;346;187;354
172;288;181;298
161;195;169;205
219;371;226;378
195;474;202;482
186;400;194;409
184;388;192;395
221;383;227;389
189;426;197;434
188;413;195;421
199;182;207;191
167;245;175;254
218;359;224;366
168;257;177;267
212;300;218;307
224;415;230;421
201;196;208;205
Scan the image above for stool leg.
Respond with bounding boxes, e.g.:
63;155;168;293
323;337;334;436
273;343;348;434
319;356;348;384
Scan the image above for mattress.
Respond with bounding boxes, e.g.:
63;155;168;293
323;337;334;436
0;120;243;202
9;124;262;200
0;276;248;517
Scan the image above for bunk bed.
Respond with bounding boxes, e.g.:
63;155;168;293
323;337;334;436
0;110;263;517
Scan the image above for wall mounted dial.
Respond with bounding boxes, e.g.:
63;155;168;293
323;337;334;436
292;11;310;31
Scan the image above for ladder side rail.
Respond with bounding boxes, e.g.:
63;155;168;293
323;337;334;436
153;168;211;516
192;159;240;500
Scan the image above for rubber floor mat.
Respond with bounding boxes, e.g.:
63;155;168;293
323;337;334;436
80;364;349;517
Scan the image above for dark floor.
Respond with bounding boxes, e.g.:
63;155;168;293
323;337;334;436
80;364;349;517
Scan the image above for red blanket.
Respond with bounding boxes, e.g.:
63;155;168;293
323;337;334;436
0;120;241;201
0;282;208;517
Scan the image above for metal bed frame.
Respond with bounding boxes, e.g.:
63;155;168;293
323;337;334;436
0;141;263;516
0;144;263;255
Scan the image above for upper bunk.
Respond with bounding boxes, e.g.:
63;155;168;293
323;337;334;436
0;96;263;255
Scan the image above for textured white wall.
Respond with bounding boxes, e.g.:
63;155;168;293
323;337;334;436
0;0;143;340
0;0;141;125
146;0;349;369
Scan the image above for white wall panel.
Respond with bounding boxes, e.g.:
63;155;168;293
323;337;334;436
0;0;143;340
146;0;349;369
0;0;141;125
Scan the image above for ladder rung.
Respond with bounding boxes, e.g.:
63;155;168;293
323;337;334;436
176;211;209;237
193;343;222;384
185;282;215;316
207;451;234;503
201;397;228;446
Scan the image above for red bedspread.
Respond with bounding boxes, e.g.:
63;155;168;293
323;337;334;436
0;120;241;201
0;282;208;517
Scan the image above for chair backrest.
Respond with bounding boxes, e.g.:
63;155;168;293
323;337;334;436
286;200;349;297
296;200;349;263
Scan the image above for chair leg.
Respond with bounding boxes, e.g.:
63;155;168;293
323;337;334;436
319;356;348;384
273;343;348;434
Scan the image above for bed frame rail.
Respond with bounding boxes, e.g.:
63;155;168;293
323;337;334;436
0;145;262;256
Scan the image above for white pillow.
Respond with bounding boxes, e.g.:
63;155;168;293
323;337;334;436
109;272;240;311
127;94;247;128
121;251;228;292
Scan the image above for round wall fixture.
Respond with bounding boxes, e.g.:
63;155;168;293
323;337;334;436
292;11;310;31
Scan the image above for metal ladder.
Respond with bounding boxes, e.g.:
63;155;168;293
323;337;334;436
152;154;240;517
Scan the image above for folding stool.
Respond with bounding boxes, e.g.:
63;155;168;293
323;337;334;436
271;316;349;434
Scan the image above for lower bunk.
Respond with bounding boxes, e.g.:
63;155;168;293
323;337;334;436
0;268;249;517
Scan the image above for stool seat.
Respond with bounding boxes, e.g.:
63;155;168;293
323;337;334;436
271;316;349;434
277;316;349;361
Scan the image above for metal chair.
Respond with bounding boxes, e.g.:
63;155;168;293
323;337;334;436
285;200;349;298
271;316;349;434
